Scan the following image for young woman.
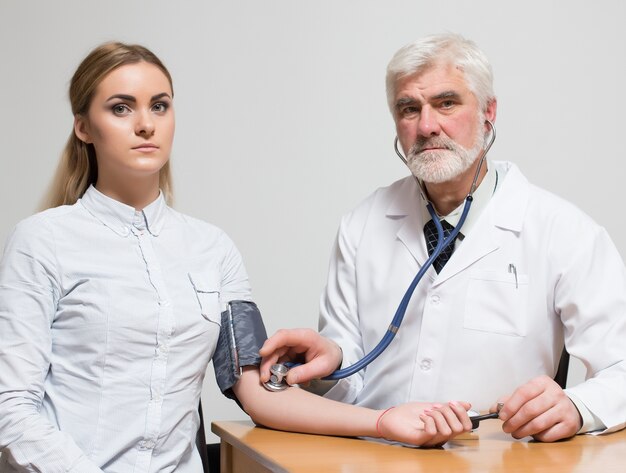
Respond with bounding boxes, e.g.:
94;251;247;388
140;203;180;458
0;42;472;472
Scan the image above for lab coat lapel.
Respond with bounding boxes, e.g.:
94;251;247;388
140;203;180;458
396;211;432;269
434;209;500;284
387;177;434;276
433;163;529;285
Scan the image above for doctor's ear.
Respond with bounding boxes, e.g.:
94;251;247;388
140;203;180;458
74;115;92;144
484;98;497;124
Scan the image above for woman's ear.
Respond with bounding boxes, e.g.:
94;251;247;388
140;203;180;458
74;115;92;144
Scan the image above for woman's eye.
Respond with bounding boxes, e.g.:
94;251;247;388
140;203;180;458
112;104;130;115
152;102;168;113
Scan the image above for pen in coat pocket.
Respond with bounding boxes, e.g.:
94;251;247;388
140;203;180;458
508;263;518;289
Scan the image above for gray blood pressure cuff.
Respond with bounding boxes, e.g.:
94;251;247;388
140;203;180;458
213;300;268;401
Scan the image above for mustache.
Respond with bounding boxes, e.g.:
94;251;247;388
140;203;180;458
409;137;459;155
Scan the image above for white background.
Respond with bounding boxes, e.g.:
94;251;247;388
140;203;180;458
1;1;625;442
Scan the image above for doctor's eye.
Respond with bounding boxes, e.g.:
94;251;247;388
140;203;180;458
401;106;420;116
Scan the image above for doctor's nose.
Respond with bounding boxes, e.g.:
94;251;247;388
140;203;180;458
416;107;441;138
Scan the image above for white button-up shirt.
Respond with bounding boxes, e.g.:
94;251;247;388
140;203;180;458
0;186;251;472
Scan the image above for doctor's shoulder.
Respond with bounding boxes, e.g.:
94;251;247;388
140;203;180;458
343;175;415;222
525;183;607;235
334;175;415;242
522;182;619;260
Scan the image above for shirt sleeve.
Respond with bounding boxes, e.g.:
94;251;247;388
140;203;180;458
0;218;103;472
566;392;606;434
217;231;252;304
318;212;367;404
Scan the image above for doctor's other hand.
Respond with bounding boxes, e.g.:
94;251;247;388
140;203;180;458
493;375;582;442
259;328;342;386
379;401;473;447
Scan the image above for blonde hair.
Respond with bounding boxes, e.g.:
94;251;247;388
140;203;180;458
41;42;174;209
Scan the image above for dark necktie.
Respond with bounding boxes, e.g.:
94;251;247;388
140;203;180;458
423;219;457;273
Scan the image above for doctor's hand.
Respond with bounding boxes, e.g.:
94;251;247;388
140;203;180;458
379;401;473;447
493;375;582;442
259;328;343;386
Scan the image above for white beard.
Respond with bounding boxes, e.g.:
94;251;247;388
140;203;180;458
406;117;486;184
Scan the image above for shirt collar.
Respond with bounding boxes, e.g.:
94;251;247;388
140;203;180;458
79;185;167;237
419;159;498;236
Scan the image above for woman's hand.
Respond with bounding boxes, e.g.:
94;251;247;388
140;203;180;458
378;401;473;447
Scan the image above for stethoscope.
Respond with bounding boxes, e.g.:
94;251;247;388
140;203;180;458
264;121;497;392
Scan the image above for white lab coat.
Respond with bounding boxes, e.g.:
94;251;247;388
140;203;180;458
320;161;626;433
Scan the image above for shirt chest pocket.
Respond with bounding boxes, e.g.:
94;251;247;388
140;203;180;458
188;271;222;326
463;268;529;337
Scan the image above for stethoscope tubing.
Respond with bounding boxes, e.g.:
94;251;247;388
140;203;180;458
286;122;496;381
321;197;472;380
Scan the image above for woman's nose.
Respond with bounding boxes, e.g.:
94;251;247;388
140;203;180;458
135;111;155;137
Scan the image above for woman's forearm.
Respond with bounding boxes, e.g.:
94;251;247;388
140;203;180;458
233;367;473;447
233;366;380;438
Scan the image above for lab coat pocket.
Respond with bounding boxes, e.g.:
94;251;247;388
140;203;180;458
464;269;528;337
188;271;222;326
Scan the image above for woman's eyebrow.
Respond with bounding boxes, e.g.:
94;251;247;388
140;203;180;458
151;92;171;101
105;92;171;102
105;94;136;103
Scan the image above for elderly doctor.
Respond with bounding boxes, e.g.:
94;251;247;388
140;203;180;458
260;33;626;442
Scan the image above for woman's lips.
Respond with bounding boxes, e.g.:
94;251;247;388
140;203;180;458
132;143;159;152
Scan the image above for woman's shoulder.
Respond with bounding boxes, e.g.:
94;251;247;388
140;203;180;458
167;207;219;230
11;204;80;236
3;204;81;258
165;207;233;243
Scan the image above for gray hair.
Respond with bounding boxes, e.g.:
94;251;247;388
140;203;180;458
386;33;495;113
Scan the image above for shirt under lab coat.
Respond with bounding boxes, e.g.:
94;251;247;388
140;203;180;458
320;160;626;434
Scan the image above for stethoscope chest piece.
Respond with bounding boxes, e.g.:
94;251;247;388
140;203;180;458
263;363;289;391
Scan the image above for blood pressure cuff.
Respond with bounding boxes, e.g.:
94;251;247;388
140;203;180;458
213;300;268;401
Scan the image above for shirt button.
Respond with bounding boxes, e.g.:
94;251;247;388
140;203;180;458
420;358;433;371
139;439;156;450
158;344;169;354
431;294;440;304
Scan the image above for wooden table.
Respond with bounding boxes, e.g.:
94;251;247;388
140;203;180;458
212;420;625;473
